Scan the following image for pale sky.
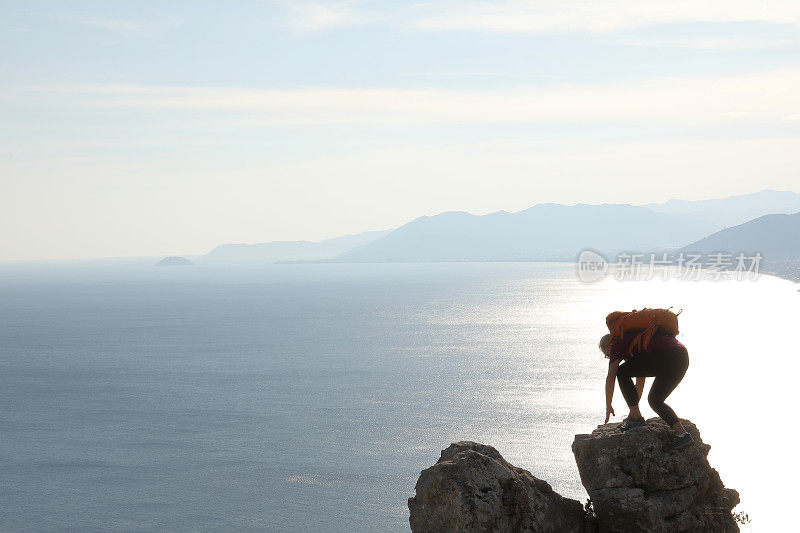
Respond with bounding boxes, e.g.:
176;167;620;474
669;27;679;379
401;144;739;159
2;1;800;260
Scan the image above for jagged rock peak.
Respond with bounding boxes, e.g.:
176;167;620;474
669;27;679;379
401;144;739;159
572;418;739;532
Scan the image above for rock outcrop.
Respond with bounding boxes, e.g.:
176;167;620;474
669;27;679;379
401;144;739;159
572;418;739;532
408;442;594;532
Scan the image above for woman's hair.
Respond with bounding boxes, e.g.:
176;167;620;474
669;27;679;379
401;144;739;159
599;333;612;357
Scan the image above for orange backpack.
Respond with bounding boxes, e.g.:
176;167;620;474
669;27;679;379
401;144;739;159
606;308;681;355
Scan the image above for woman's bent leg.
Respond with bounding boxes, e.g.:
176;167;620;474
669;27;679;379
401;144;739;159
647;379;680;427
646;348;689;427
617;360;645;407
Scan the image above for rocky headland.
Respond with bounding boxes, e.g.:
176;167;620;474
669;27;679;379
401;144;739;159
409;418;739;532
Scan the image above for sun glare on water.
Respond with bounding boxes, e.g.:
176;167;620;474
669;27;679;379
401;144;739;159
586;273;797;532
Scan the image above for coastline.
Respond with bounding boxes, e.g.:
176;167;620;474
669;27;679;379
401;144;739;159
762;259;800;284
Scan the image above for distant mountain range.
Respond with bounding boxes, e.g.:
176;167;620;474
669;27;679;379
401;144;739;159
203;189;800;264
681;212;800;259
644;189;800;229
337;204;713;262
206;229;391;262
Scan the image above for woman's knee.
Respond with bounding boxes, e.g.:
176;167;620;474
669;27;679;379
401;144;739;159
647;389;664;410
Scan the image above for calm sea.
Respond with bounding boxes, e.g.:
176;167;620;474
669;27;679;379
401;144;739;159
0;260;796;531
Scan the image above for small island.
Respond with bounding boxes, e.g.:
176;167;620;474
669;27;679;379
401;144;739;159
155;256;193;267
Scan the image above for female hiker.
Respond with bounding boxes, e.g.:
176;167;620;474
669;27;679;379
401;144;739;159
599;330;692;450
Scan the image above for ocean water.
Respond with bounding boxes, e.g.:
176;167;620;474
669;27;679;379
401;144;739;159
0;260;796;532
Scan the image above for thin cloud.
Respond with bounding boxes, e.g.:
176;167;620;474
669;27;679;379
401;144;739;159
276;1;800;34
283;1;373;32
46;14;145;34
407;1;800;33
35;9;184;35
611;37;800;50
45;69;800;128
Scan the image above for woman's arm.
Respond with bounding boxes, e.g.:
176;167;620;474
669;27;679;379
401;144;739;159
605;360;619;423
635;377;645;400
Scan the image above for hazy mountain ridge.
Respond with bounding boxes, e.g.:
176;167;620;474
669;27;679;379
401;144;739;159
205;190;800;264
205;229;392;262
643;189;800;229
680;211;800;259
338;204;715;262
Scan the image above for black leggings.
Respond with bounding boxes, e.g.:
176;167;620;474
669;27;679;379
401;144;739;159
617;346;689;427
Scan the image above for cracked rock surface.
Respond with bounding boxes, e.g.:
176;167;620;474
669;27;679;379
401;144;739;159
572;418;739;532
408;442;594;532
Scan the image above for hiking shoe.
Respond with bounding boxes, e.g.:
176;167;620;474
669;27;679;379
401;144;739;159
619;417;646;432
666;433;694;451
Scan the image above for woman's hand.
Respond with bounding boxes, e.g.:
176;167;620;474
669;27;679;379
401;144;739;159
605;360;619;424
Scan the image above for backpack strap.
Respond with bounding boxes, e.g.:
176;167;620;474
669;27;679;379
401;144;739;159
627;324;659;355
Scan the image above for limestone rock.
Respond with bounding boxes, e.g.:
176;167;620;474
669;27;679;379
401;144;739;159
408;441;593;532
572;418;739;532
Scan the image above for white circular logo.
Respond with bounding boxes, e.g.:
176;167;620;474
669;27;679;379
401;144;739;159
576;249;608;283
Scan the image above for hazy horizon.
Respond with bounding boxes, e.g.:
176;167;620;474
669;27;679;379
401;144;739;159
4;2;800;260
0;188;796;262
